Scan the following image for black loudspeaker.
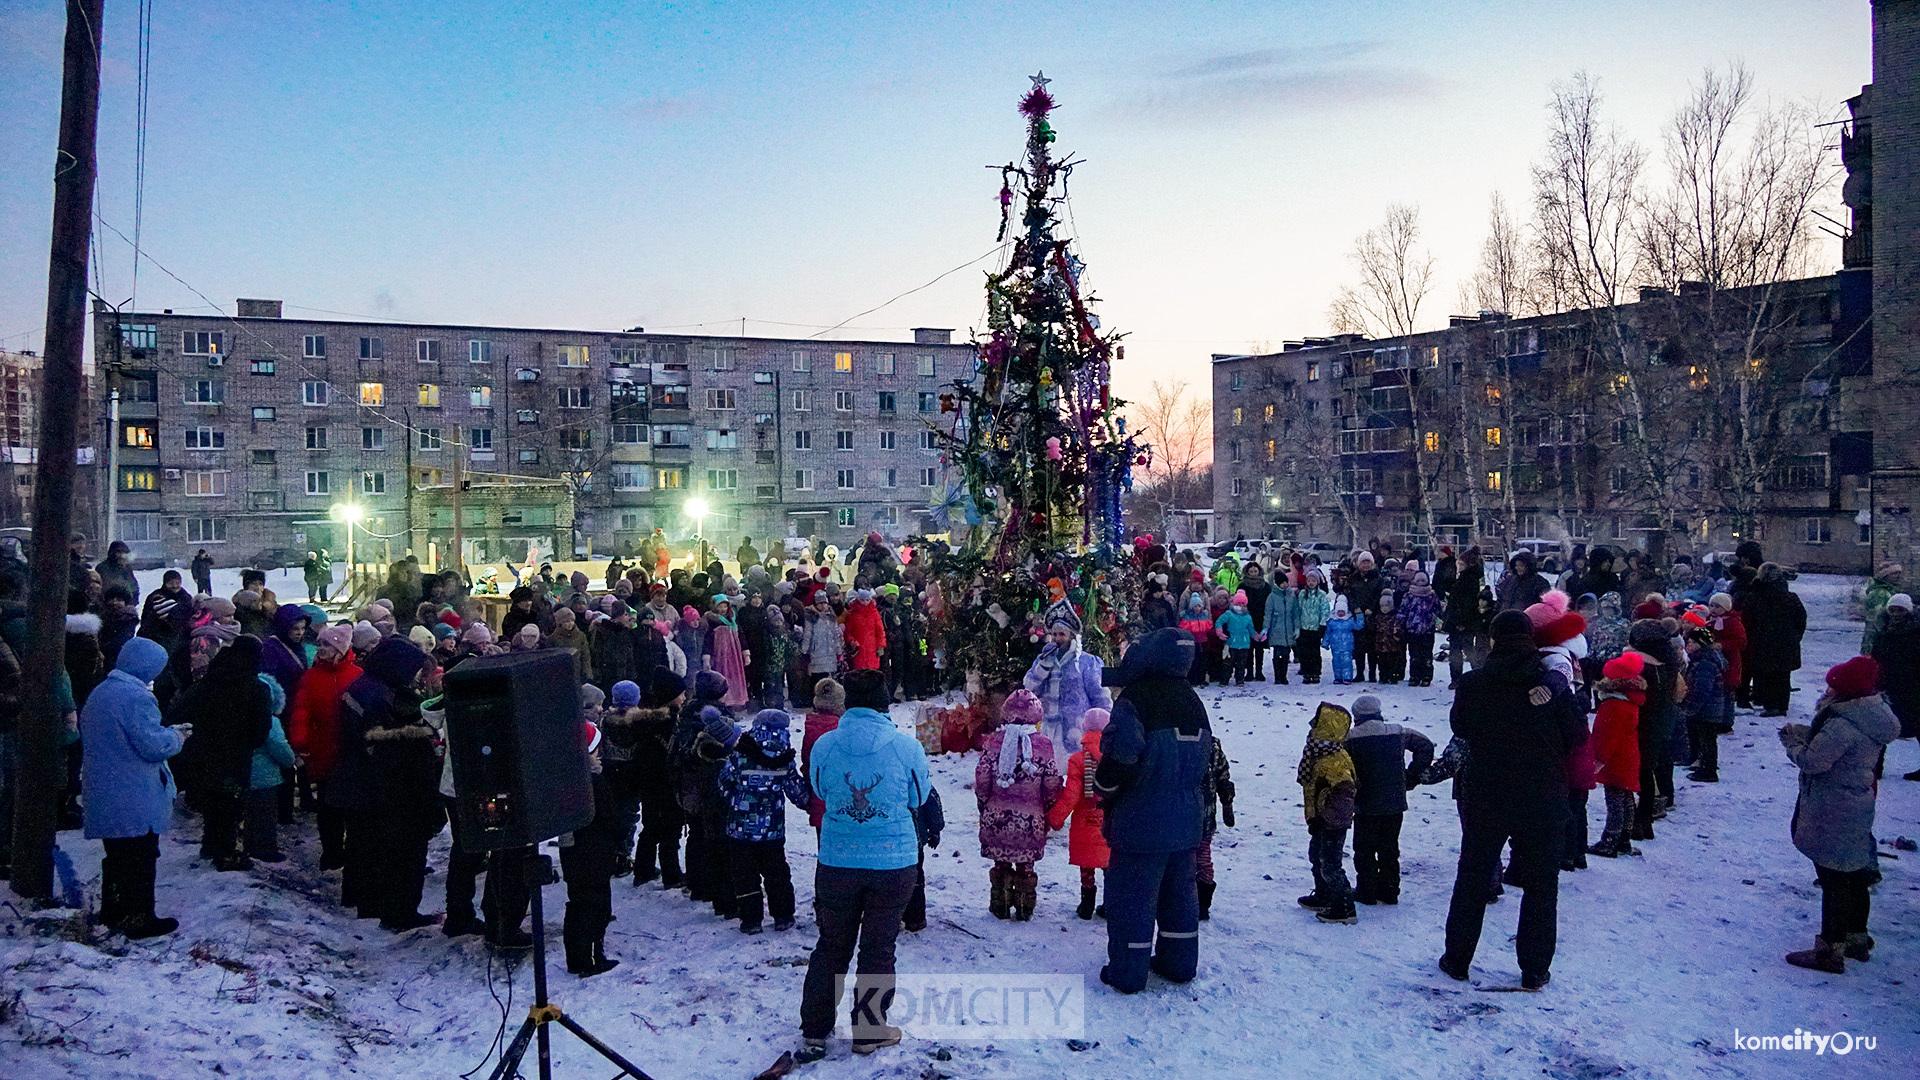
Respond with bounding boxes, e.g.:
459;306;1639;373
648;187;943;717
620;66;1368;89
443;650;593;852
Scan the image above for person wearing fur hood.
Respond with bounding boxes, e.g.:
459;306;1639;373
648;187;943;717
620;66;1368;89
1779;656;1900;973
1022;611;1111;768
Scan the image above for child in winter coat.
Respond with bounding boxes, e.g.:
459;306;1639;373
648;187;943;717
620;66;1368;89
1342;694;1433;904
1396;572;1442;686
975;689;1063;920
1373;590;1406;684
1047;707;1111;920
716;709;809;933
245;675;296;862
1178;593;1217;686
559;712;625;976
1214;592;1256;685
1199;732;1236;919
1323;597;1365;685
1681;627;1731;782
1260;572;1302;685
1298;702;1358;923
1295;569;1332;684
1588;652;1646;857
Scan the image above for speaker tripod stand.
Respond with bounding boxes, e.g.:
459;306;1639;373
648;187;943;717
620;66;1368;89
486;853;654;1080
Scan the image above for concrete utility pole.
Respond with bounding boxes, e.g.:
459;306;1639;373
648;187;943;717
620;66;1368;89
14;0;105;903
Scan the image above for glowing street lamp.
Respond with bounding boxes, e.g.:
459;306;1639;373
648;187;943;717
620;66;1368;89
330;502;365;598
685;496;711;536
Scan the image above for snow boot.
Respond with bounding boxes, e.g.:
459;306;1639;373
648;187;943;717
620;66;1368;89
796;1039;828;1065
1315;899;1357;925
852;1025;903;1055
381;911;435;933
1077;885;1098;921
773;917;796;932
1521;971;1552;991
989;865;1012;920
1587;841;1620;859
1687;768;1718;783
1785;936;1845;974
1843;933;1874;963
119;914;180;940
1437;955;1469;981
1197;880;1215;921
1296;891;1329;910
1012;869;1038;921
581;942;620;978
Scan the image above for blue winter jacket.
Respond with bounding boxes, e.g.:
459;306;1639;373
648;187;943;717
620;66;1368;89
1095;628;1212;853
1262;587;1301;647
1345;717;1436;816
1324;612;1364;655
810;706;929;870
80;637;186;839
1214;609;1255;650
719;730;809;843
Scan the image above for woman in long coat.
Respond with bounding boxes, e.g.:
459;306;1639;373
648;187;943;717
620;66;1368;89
1022;611;1110;768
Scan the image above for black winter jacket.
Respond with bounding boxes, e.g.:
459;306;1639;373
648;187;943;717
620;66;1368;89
1447;646;1585;813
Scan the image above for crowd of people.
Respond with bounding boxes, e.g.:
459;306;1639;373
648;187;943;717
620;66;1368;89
0;526;1911;1061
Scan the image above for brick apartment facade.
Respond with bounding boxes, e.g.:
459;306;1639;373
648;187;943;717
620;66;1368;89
90;300;971;566
1867;0;1920;574
1210;272;1875;573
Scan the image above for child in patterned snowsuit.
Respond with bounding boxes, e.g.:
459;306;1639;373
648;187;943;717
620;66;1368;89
716;708;809;933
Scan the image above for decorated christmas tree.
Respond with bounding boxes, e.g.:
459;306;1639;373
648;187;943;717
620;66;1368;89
926;73;1147;686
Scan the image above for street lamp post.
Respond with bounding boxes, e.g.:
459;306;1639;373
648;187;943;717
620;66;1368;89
330;501;365;602
686;496;710;568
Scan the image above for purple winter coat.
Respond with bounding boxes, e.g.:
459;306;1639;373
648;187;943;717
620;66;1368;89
975;729;1063;862
1022;648;1111;764
259;603;311;717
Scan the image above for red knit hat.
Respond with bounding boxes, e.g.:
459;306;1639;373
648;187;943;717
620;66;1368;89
1633;599;1666;620
1681;610;1709;629
1825;655;1880;701
1533;610;1587;648
1602;652;1645;680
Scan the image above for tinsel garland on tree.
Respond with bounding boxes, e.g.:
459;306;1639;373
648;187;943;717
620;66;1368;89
920;73;1148;687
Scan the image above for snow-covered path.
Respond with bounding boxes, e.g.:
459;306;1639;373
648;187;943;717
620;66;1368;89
3;575;1914;1078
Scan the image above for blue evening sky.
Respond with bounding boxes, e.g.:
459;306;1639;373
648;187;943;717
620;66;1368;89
0;1;1870;402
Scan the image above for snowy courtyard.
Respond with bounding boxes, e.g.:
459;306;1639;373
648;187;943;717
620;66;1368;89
2;573;1913;1079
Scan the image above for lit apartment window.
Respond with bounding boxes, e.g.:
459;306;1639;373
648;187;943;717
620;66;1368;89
1486;470;1503;492
1485;384;1502;405
1485;426;1502;448
1306;361;1320;381
470;385;493;408
250;358;275;376
1263;403;1275;422
181;331;224;356
122;423;156;449
1424;431;1440;452
834;351;853;373
358;382;384;406
419;383;441;407
119;467;158;492
657;467;686;490
558;345;589;368
1232;407;1243;426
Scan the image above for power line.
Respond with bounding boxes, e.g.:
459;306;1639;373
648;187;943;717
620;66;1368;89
807;242;1011;340
130;0;153;310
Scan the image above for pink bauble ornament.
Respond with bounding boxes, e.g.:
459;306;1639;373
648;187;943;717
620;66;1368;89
1045;437;1063;461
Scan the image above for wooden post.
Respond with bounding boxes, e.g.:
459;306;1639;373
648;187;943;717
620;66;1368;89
13;0;105;902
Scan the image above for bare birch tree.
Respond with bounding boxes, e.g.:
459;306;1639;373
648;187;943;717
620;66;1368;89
1330;203;1439;549
1130;379;1213;539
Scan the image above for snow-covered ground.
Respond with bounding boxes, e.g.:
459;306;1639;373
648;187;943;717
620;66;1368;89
4;574;1915;1078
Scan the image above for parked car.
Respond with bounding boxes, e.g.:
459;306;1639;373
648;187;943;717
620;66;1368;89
1289;540;1345;563
249;547;306;572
